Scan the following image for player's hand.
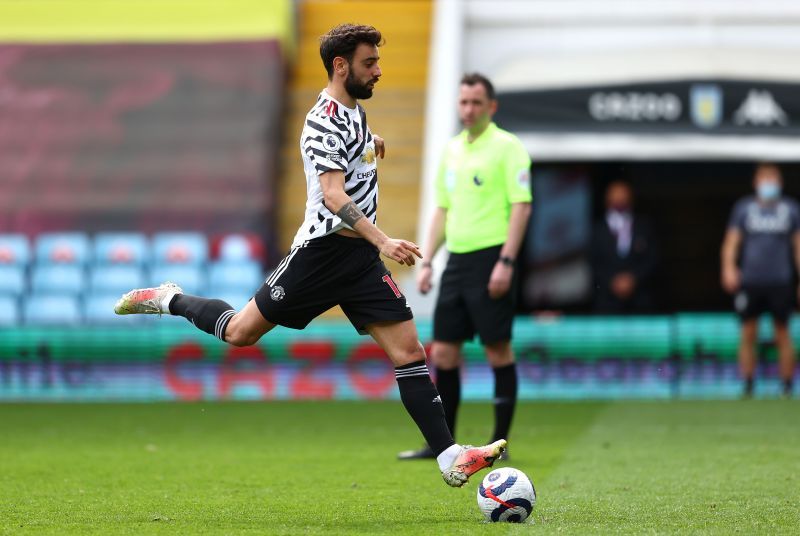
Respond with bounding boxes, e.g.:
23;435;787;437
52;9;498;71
380;238;421;266
418;265;433;294
488;262;513;299
611;272;636;299
373;135;385;159
722;266;740;294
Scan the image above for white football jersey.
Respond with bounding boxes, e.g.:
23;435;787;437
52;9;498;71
292;90;378;247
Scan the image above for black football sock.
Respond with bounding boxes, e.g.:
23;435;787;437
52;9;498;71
743;376;754;397
783;378;793;396
491;363;518;442
169;294;235;342
434;367;461;438
395;360;455;457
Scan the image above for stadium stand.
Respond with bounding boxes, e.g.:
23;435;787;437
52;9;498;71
0;295;20;326
23;294;82;325
35;233;90;265
93;232;150;266
0;265;26;297
0;234;31;265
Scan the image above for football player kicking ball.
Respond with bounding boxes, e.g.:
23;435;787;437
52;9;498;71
114;23;505;487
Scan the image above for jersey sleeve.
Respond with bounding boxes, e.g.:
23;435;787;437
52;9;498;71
504;137;533;204
790;199;800;233
303;114;349;174
727;199;747;231
435;150;450;209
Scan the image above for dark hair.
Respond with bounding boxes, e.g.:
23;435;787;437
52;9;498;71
460;72;496;100
319;24;383;79
754;161;781;175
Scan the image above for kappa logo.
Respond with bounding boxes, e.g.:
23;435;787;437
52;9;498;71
473;175;484;186
360;146;376;164
322;133;342;153
690;84;723;129
734;90;788;126
270;285;285;302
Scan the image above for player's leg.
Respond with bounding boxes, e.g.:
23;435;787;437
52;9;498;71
115;282;276;345
366;319;506;487
773;321;794;397
484;340;517;449
396;340;463;460
735;287;759;397
366;320;455;460
769;286;795;397
739;319;758;397
398;256;471;460
431;341;464;440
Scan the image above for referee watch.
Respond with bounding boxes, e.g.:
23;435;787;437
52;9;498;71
498;255;515;267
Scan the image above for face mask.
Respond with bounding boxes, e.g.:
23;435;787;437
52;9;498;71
757;182;781;200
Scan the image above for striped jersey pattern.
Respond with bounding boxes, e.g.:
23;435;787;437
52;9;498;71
291;90;379;248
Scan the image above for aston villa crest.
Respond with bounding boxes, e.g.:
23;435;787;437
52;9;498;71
690;84;723;129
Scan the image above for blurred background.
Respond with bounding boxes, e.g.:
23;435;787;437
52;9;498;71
1;0;799;401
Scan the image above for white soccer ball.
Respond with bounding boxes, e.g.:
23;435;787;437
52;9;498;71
476;467;536;523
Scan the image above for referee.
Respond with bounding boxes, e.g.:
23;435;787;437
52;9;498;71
399;73;532;460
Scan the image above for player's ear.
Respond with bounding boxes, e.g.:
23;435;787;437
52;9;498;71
489;99;498;116
333;56;348;77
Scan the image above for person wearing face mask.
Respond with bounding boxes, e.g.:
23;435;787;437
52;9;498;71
590;180;659;313
721;162;800;398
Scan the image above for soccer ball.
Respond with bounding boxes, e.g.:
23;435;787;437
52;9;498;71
476;467;536;523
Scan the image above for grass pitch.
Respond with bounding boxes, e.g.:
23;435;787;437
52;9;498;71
1;400;799;535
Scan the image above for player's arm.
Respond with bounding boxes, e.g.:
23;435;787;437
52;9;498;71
417;207;447;294
499;202;532;263
319;170;421;266
488;202;531;299
792;230;800;279
720;227;742;293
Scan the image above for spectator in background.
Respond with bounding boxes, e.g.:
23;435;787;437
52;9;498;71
721;163;799;398
590;180;658;313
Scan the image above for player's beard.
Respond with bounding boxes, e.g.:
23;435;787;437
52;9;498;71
345;69;375;100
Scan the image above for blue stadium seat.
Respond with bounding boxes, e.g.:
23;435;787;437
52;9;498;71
150;264;205;295
89;265;146;294
30;265;86;295
93;232;149;265
0;265;26;297
152;232;208;265
218;233;264;262
208;260;263;292
23;294;82;325
0;295;20;326
84;293;139;325
35;232;90;265
0;234;31;266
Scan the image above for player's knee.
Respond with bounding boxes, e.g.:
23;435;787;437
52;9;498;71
224;316;261;347
392;341;426;367
431;343;460;368
485;341;514;367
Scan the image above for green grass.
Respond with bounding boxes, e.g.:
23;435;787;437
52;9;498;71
1;400;799;534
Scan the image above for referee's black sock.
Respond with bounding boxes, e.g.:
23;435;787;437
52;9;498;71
169;294;235;343
783;378;793;397
434;367;461;438
395;360;455;457
491;363;518;442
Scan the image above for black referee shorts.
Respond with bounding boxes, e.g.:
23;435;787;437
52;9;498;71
735;284;795;324
254;233;413;334
433;245;516;345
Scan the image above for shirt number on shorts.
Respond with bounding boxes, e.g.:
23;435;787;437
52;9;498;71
382;274;402;298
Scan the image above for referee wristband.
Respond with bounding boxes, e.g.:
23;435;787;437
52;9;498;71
421;262;432;268
498;256;515;267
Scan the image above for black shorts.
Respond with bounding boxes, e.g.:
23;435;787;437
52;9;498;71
735;284;795;323
433;245;515;345
254;234;413;334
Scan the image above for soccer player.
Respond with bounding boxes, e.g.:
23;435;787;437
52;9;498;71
114;24;505;486
721;162;800;398
398;73;531;461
